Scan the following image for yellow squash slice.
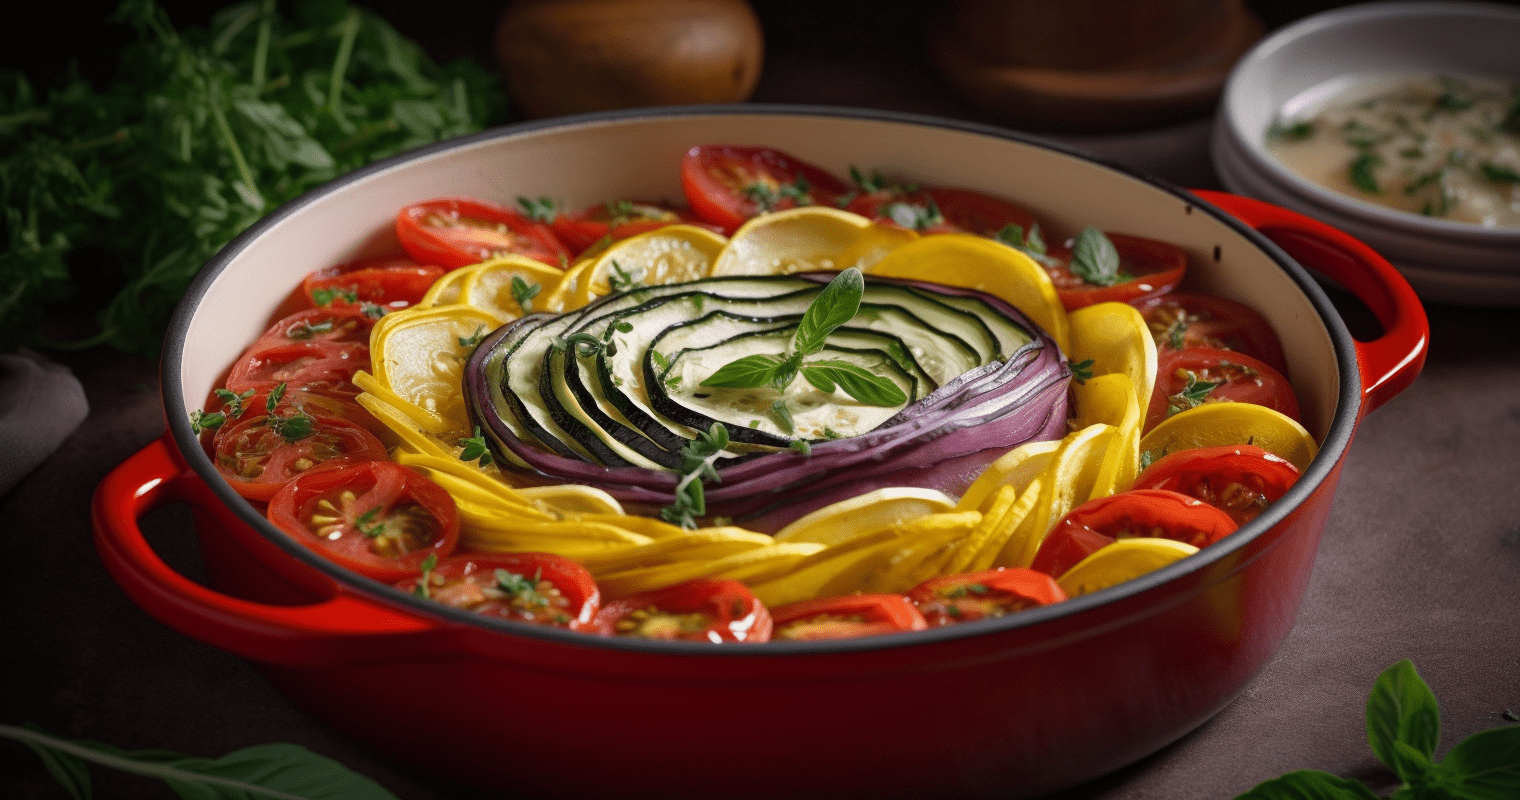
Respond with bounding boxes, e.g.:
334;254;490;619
1056;538;1199;597
543;224;726;310
773;486;958;546
455;256;566;322
1066;301;1156;413
1139;402;1319;472
710;206;915;277
368;304;501;437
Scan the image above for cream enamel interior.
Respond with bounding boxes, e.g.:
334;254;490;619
178;112;1342;452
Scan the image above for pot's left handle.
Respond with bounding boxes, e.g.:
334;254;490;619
92;436;438;667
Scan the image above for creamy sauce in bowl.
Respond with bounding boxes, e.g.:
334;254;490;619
1265;72;1520;228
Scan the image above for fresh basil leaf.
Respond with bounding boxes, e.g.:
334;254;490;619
1;724;401;800
1069;227;1124;286
801;365;836;393
1429;725;1520;800
769;354;800;392
14;723;92;800
793;267;864;356
159;742;400;799
801;361;907;406
1366;659;1442;781
1234;769;1382;799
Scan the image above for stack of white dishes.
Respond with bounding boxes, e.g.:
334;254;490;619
1212;1;1520;306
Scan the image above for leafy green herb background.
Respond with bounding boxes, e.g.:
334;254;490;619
0;0;511;356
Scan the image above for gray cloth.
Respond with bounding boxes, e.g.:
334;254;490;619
0;350;89;495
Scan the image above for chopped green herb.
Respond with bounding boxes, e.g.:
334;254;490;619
1166;369;1224;417
743;176;812;211
355;508;384;538
607;260;641;292
884;198;943;231
413;553;439;599
1480;163;1520;183
458;325;487;349
312;287;359;307
1069;359;1095;385
510;275;541;312
494;568;550;607
660;422;729;529
516;196;557;223
285;319;335;340
1349;152;1383;193
1267;119;1316;141
458;427;494;467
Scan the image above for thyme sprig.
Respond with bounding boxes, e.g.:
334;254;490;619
660;422;729;530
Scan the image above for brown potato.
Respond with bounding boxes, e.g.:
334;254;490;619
495;0;764;119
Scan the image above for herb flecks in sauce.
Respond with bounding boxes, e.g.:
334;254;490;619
1267;73;1520;227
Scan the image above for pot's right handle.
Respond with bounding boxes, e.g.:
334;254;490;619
1193;189;1429;416
92;436;439;667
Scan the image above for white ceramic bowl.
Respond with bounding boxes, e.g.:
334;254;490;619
1212;1;1520;306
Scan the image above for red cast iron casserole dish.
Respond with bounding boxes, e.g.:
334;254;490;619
92;106;1427;800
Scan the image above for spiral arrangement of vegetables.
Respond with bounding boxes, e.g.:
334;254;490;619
191;144;1319;643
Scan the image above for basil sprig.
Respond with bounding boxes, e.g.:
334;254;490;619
1238;659;1520;799
1068;227;1129;287
699;267;907;407
1;723;401;799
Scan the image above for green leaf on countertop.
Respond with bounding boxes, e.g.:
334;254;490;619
1366;659;1441;782
1236;660;1520;799
1;723;402;799
1428;725;1520;800
1236;770;1382;799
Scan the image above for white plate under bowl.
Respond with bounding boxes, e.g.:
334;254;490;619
1211;1;1520;304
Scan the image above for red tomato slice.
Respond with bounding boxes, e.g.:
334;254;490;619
395;551;601;630
845;184;1038;237
906;568;1066;627
1133;444;1301;527
1030;488;1238;578
211;408;391;502
267;461;460;582
1041;231;1188;310
301;256;446;312
591;578;772;642
1140;292;1289;377
680;144;852;233
769;594;928;641
253;306;379;351
1145;346;1301;433
396;197;572;269
207;384;389;445
549;199;721;255
225;339;368;400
